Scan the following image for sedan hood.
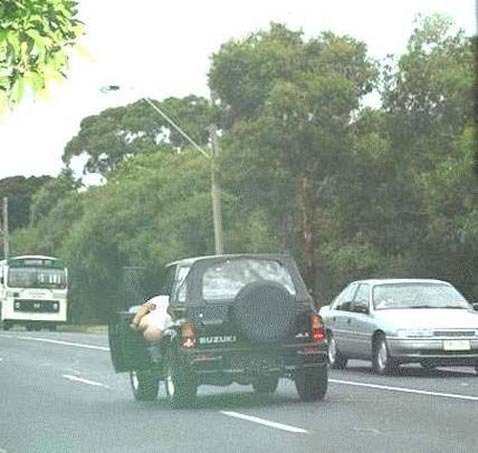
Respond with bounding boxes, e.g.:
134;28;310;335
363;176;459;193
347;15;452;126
375;309;478;330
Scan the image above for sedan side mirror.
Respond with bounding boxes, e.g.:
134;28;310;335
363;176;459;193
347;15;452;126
355;305;369;315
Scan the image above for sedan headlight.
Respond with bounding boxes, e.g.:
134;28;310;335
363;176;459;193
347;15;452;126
396;329;434;338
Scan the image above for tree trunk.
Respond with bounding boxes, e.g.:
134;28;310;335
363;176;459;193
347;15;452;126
298;176;316;295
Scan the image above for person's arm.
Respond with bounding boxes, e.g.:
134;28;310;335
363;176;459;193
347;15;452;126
130;301;156;331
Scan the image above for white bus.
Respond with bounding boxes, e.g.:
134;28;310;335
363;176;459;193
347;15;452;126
0;255;68;331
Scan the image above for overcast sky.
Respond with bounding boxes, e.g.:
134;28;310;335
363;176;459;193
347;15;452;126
0;0;476;181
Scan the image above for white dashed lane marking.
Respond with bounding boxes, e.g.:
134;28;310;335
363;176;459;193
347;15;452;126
220;411;308;433
63;374;110;389
13;335;110;351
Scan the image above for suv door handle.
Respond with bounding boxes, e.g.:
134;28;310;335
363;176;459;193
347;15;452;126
346;318;352;324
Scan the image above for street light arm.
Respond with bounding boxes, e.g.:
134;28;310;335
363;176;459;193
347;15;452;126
142;97;211;160
99;85;223;254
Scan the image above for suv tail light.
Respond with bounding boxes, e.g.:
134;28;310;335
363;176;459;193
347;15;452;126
310;313;325;342
181;320;196;349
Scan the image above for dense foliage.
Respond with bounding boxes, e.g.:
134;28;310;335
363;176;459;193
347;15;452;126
7;15;477;322
0;175;52;233
0;0;82;109
62;96;217;176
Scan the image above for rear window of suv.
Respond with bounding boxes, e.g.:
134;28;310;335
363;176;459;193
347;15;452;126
202;259;296;300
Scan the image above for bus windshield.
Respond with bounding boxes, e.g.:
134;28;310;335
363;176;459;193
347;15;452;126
7;267;67;289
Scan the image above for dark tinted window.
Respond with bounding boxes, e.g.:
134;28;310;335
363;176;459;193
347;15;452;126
7;267;67;289
161;266;177;296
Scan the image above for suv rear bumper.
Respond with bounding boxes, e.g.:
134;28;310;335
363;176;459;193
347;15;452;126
179;342;327;381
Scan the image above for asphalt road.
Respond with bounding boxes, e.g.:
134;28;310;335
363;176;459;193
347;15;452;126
1;330;477;453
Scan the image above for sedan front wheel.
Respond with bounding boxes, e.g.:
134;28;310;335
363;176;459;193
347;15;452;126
327;332;347;369
372;334;398;375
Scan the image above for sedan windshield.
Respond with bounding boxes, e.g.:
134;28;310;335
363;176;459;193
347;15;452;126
202;259;296;300
7;267;67;289
373;283;469;310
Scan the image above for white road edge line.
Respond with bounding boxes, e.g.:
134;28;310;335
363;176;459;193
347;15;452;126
220;411;308;434
330;379;478;402
15;336;110;351
63;374;110;389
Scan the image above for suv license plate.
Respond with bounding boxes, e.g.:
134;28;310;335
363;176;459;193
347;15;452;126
248;358;279;373
443;340;471;351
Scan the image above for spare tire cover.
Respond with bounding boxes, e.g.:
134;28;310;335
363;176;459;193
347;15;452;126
231;280;296;344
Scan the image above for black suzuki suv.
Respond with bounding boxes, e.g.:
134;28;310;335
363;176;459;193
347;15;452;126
109;254;328;407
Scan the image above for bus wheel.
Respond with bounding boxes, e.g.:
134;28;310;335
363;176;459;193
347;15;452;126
2;321;11;331
48;324;57;332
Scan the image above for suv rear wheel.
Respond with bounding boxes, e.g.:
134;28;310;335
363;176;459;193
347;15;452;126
165;358;197;408
130;370;159;401
252;375;279;394
295;365;327;401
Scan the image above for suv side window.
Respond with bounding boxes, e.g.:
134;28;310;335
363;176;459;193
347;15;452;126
333;284;356;312
352;284;370;314
171;266;190;303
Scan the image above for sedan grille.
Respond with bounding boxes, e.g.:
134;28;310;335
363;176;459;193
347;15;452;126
433;330;476;338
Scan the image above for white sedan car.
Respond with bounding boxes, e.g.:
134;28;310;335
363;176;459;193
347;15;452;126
319;279;478;375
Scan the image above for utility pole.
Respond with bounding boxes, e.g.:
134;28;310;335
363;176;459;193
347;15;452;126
2;197;9;259
209;123;224;255
100;85;226;255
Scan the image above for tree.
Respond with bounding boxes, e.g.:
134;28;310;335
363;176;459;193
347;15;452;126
29;168;81;226
383;14;474;170
62;95;216;177
60;149;215;321
210;23;378;293
380;14;476;297
0;175;51;231
0;0;82;109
